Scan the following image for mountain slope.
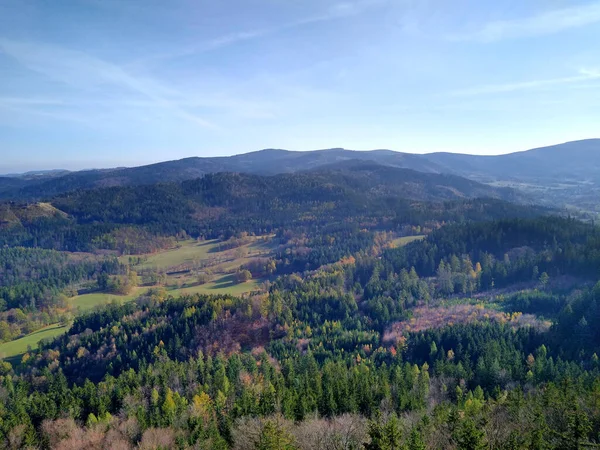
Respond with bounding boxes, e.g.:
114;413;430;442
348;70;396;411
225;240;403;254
306;160;523;203
0;166;543;253
423;139;600;182
0;139;598;210
0;148;448;200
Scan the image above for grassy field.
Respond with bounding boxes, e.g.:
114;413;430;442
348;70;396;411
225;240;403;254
69;287;151;313
0;323;68;359
170;275;261;297
124;238;274;271
124;239;220;270
390;235;426;247
70;276;261;312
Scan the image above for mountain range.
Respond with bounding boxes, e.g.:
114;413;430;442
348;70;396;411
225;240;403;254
1;139;598;211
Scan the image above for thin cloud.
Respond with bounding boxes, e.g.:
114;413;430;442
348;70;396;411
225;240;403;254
0;104;95;126
0;39;217;129
0;95;276;121
139;0;386;64
449;2;600;42
0;97;67;106
451;69;600;96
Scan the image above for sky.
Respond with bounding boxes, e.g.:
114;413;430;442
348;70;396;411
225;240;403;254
1;0;600;172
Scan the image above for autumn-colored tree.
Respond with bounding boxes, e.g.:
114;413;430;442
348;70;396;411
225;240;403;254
236;269;253;283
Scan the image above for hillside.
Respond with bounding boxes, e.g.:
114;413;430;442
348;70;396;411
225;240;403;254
0;140;598;212
0;149;447;200
424;139;600;181
4;215;600;448
3;157;597;450
0;166;544;255
307;160;523;202
48;165;526;227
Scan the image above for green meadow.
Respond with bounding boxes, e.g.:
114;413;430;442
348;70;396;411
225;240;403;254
0;323;68;359
125;239;220;270
390;235;426;247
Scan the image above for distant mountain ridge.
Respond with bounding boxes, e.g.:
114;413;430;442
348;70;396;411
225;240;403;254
2;169;71;178
424;139;600;182
0;139;598;209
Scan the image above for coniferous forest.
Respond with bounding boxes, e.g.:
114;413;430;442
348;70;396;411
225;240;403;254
2;167;600;449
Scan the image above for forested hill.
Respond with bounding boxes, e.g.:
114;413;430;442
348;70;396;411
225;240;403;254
2;166;527;230
2;139;598;202
0;150;444;200
6;215;600;448
0;167;540;252
306;160;522;202
5;154;600;448
425;138;600;181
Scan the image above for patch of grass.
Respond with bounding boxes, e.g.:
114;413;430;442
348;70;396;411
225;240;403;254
170;274;261;297
124;237;276;272
390;235;425;247
69;287;150;313
0;323;67;359
123;239;221;270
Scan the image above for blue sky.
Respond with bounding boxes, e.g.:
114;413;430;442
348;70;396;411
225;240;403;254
1;0;600;172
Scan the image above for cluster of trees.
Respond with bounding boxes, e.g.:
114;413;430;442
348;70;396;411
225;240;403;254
234;270;253;283
0;247;120;311
384;217;600;285
241;259;277;279
214;234;254;252
0;247;126;342
0;247;122;321
0;307;70;344
91;227;175;255
97;271;140;295
3;286;600;448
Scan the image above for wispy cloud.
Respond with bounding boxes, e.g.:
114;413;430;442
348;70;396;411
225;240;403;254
0;39;218;129
0;97;68;106
0;103;95;126
451;69;600;96
138;0;386;64
0;95;276;119
449;2;600;42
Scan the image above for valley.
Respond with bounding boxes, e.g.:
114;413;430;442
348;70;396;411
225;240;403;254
1;142;600;449
0;236;276;361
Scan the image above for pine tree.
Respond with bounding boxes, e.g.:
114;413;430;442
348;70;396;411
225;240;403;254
255;418;297;450
407;428;426;450
455;418;486;450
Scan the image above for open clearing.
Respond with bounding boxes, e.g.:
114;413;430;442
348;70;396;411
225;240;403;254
70;238;274;312
390;235;425;247
69;287;151;313
170;275;261;297
131;237;273;298
1;237;274;362
0;323;68;359
123;238;274;271
125;239;220;270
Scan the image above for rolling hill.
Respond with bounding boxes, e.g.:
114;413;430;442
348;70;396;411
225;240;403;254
423;139;600;182
0;139;598;210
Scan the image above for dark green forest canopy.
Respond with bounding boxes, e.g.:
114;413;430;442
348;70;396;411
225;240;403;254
384;216;600;278
0;170;548;253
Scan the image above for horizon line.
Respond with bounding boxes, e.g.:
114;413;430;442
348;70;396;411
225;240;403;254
1;137;598;175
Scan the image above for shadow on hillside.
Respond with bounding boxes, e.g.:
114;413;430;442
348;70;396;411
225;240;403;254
207;274;240;289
